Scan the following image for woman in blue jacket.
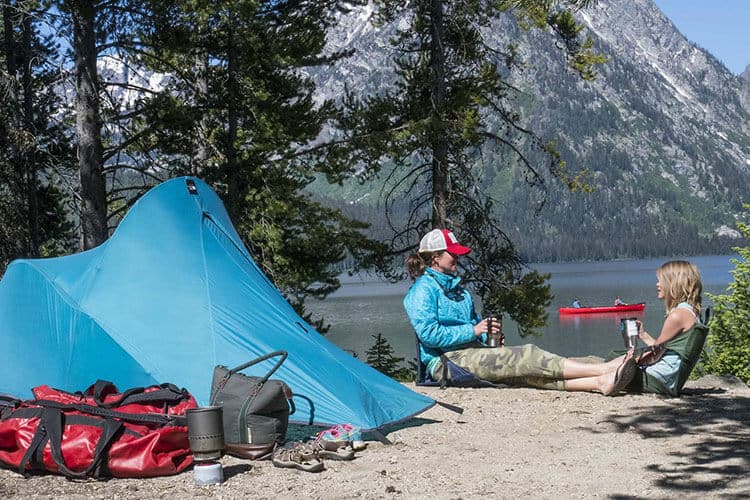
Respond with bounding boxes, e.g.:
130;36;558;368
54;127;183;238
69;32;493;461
404;229;636;395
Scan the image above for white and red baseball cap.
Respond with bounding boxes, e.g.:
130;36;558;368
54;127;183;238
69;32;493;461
418;229;471;255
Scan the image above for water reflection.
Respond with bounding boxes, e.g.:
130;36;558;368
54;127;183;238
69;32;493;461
558;310;645;329
307;255;736;362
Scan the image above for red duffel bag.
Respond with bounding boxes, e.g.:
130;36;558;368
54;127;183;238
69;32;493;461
0;380;197;479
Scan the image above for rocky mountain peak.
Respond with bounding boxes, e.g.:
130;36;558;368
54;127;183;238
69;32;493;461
311;0;750;261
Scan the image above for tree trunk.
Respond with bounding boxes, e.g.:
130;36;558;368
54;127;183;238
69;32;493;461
225;20;239;216
4;1;39;257
191;49;209;176
3;0;15;75
71;0;107;249
429;0;448;228
21;11;39;256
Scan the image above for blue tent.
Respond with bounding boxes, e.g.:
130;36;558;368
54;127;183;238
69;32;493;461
0;177;434;431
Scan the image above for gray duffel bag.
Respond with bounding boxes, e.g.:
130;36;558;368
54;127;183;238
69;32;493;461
210;351;294;456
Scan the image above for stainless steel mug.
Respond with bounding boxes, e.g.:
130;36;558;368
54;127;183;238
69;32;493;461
619;317;638;349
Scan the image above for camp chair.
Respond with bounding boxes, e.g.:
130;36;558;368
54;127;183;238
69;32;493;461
670;306;712;395
414;336;499;389
634;306;712;397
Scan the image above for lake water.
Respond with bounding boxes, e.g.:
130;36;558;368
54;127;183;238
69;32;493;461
305;255;737;362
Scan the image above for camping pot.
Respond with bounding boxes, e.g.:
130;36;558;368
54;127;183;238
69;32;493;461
620;318;639;349
187;406;225;462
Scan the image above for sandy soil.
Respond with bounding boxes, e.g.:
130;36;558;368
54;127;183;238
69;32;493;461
1;375;748;499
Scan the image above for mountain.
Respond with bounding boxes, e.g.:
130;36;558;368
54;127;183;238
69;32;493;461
308;0;750;262
741;65;750;110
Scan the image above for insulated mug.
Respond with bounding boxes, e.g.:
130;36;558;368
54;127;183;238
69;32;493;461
485;314;503;347
620;318;638;349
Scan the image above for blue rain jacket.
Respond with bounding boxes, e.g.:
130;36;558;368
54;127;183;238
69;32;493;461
403;268;485;374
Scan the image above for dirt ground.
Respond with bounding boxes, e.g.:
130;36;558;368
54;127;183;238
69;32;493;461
1;375;748;499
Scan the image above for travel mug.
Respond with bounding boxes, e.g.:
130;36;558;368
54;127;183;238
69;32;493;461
485;314;503;347
620;318;638;348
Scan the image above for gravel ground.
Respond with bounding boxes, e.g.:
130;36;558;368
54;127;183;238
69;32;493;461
1;375;748;499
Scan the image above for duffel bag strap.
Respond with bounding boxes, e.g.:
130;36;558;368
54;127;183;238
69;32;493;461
0;394;21;407
87;380;119;403
19;407;123;479
0;394;21;419
17;413;51;476
114;384;190;408
33;399;188;427
45;407;123;479
87;380;190;408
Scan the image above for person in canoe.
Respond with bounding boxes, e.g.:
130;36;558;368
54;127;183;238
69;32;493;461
614;296;626;306
404;228;638;396
572;298;582;308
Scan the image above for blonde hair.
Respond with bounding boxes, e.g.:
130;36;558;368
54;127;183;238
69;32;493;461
406;251;443;280
656;260;702;316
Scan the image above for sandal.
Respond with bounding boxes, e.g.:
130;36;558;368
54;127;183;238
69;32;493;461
307;439;356;461
272;442;325;473
314;424;366;451
604;354;637;396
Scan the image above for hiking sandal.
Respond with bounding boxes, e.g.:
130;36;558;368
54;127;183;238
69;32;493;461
604;354;637;396
272;442;325;472
307;439;355;461
314;423;366;451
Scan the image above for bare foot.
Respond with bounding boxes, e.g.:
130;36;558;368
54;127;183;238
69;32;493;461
601;350;637;396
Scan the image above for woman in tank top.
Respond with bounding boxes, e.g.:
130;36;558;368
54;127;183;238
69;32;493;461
629;260;706;395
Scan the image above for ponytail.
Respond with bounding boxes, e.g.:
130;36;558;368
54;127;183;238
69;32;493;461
406;252;435;280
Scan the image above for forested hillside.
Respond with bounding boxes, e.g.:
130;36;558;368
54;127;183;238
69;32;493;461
2;0;748;291
308;0;750;262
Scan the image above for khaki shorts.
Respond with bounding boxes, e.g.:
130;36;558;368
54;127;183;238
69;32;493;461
433;344;567;391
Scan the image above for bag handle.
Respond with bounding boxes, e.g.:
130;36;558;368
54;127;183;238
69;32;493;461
19;407;123;479
0;395;20;419
209;351;288;409
87;380;119;403
46;407;123;479
225;351;288;386
87;380;190;408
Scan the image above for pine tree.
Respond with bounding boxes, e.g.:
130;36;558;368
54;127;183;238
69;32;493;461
365;333;413;380
338;0;604;334
1;0;75;272
703;204;750;384
57;0;108;248
129;0;391;323
3;1;391;318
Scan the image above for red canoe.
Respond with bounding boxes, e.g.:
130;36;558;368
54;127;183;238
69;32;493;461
558;302;646;315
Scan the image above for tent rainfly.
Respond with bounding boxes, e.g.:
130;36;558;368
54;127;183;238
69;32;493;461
0;177;435;431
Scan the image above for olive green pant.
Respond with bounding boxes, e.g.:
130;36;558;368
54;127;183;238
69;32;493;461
432;344;568;390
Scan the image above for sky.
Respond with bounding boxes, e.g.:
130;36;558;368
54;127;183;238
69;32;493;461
653;0;750;75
